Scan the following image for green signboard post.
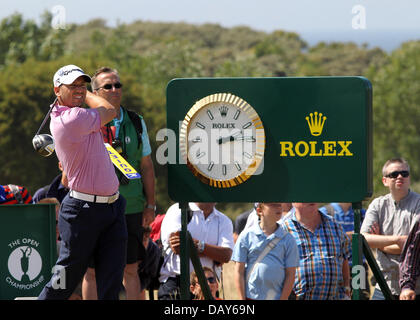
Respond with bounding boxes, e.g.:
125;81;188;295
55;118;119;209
166;77;381;300
0;204;57;300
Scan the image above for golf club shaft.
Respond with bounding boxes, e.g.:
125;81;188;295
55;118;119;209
35;97;57;136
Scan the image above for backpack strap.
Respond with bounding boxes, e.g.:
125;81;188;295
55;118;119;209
246;235;283;283
126;109;143;148
8;184;23;204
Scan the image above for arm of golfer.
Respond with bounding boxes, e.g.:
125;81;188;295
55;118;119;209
85;91;117;126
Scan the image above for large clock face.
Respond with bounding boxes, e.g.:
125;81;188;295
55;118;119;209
180;93;265;188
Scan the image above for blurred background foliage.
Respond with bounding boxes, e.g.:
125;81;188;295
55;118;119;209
1;12;420;219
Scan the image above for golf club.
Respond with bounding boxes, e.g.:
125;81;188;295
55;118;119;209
32;97;57;157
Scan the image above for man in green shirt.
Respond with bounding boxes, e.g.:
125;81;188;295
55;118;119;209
82;67;156;300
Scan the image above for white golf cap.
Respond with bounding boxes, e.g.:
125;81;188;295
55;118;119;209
53;64;91;87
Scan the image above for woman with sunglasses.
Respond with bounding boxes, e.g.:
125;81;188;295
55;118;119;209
232;203;299;300
190;267;221;300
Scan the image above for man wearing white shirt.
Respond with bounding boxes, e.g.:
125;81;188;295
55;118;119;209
158;202;234;300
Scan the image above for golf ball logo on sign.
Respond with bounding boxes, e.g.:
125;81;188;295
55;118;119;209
6;238;44;290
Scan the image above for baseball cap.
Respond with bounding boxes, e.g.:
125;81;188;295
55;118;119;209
53;64;91;87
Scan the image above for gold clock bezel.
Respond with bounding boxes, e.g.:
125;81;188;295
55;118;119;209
179;92;265;188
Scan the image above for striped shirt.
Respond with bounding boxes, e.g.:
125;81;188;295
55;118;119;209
0;185;33;204
400;215;420;291
281;210;351;300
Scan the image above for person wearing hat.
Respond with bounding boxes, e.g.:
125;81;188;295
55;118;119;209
38;65;128;300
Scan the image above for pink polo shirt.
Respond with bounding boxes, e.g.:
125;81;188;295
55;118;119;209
50;105;119;196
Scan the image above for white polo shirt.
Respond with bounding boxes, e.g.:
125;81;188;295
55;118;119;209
159;202;234;283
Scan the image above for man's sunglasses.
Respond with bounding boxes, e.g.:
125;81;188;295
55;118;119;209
385;170;409;179
96;82;123;90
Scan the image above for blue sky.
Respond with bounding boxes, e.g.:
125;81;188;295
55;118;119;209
1;0;419;51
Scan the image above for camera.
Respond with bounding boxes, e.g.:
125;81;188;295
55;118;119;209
112;138;123;154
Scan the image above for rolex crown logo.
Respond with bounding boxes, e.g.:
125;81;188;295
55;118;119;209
219;106;228;118
306;111;326;136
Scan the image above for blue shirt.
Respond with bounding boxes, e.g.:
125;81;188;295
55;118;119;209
319;203;366;265
319;203;366;233
232;222;299;300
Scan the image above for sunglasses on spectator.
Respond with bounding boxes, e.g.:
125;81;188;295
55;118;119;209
206;277;216;284
96;82;123;90
385;170;409;179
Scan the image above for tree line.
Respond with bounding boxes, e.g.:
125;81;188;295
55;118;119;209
1;12;419;218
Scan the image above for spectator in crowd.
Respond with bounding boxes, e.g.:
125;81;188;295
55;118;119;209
158;202;234;300
32;162;69;203
319;202;370;299
190;267;221;300
233;206;254;243
83;67;156;300
232;202;299;300
138;225;162;300
399;215;420;300
243;203;292;233
361;157;420;300
281;202;351;300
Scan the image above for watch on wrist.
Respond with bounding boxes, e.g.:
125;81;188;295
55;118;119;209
197;240;205;253
146;204;156;211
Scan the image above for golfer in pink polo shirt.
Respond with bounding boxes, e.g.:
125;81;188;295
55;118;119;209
38;65;128;300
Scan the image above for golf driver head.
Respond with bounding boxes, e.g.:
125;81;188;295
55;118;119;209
32;134;55;157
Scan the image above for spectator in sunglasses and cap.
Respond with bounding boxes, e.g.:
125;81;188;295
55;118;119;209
361;157;420;300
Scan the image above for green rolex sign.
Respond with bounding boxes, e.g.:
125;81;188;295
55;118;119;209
167;77;372;203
